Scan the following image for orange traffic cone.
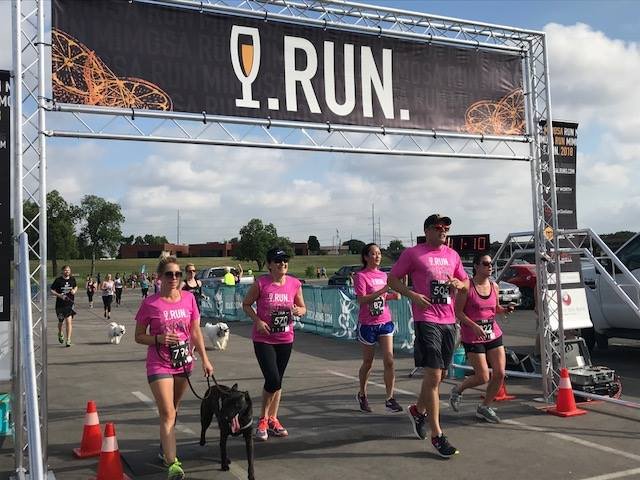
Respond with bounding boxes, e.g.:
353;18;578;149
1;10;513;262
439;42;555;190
481;378;516;402
493;382;516;402
90;423;131;480
547;368;587;417
72;400;102;458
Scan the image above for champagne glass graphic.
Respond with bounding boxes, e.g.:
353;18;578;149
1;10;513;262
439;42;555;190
230;25;261;109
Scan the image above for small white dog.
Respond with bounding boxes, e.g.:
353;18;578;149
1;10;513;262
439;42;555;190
203;322;230;351
107;322;126;345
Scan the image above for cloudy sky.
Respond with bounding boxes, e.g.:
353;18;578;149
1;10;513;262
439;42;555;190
2;0;639;248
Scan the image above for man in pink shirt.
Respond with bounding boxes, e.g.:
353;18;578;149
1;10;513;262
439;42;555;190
388;214;468;458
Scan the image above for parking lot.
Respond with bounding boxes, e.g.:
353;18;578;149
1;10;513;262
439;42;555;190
1;290;639;480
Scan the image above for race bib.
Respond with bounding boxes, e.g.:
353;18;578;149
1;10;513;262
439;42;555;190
430;280;451;305
369;296;385;317
270;309;291;333
478;318;495;341
169;341;193;369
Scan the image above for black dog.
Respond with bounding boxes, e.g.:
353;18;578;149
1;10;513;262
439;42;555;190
199;383;255;480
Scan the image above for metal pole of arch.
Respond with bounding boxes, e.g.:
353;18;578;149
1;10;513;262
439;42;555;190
11;0;25;475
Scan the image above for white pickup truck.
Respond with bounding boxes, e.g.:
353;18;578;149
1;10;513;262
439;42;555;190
582;232;640;350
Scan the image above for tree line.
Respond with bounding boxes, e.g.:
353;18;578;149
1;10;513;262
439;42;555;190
22;190;638;273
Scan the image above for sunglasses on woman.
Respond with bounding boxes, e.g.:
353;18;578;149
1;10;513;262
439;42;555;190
481;261;493;267
163;271;183;279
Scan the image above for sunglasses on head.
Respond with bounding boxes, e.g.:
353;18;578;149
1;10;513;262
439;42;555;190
163;271;183;279
431;225;450;232
481;261;492;267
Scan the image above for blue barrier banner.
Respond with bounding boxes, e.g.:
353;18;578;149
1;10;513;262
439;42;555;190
200;283;415;351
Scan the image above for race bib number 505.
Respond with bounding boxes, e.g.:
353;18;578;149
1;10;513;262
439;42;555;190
430;280;451;305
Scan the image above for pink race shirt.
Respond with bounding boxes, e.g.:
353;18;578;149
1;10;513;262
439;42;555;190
460;281;503;344
354;268;392;326
390;243;467;324
252;275;302;345
135;291;199;376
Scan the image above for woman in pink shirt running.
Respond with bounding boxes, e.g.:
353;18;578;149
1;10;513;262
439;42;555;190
134;256;214;479
449;253;514;424
354;243;402;413
242;247;306;442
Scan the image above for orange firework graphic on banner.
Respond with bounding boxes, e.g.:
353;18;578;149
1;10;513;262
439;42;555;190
463;89;525;135
51;29;173;110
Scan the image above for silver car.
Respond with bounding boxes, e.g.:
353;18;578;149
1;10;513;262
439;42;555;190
464;266;521;306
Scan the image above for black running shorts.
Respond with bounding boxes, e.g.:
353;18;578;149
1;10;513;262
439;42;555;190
55;306;75;322
413;322;456;369
462;336;503;354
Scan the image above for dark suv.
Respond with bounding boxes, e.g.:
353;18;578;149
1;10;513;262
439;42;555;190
328;265;362;286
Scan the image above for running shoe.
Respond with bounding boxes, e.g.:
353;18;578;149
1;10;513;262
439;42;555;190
65;341;72;348
255;417;268;441
385;397;403;413
167;459;185;479
476;404;500;423
449;386;462;412
58;332;64;344
431;434;459;458
268;417;289;437
407;404;428;440
356;392;372;413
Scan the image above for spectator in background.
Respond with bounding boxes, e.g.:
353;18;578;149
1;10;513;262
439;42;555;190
234;264;244;284
316;267;321;279
114;273;124;306
222;267;236;286
320;266;327;278
153;272;161;294
85;275;97;308
140;274;150;299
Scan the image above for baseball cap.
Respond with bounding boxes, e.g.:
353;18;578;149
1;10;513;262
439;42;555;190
266;248;290;263
424;214;452;230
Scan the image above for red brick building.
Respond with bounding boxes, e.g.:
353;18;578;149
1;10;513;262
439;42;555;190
119;243;189;259
188;242;235;257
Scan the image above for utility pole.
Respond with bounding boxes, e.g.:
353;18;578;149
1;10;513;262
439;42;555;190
377;217;381;248
371;203;375;244
177;209;180;244
410;231;414;246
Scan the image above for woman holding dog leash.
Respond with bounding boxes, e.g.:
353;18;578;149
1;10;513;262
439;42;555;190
135;256;214;480
449;253;514;424
242;247;306;441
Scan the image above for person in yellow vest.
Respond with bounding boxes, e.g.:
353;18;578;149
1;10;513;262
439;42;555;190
222;267;236;286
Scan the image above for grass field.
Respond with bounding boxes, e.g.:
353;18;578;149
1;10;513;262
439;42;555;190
33;254;394;281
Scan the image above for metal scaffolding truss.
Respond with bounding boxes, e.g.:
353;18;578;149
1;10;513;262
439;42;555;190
13;0;565;476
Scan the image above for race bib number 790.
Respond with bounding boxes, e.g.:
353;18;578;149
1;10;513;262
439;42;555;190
169;341;192;369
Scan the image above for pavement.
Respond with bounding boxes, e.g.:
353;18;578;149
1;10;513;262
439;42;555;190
1;289;640;480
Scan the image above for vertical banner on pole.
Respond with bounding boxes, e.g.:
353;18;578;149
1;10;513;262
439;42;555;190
0;70;10;323
541;121;590;330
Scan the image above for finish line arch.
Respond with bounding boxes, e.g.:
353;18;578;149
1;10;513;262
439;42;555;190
11;0;566;475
